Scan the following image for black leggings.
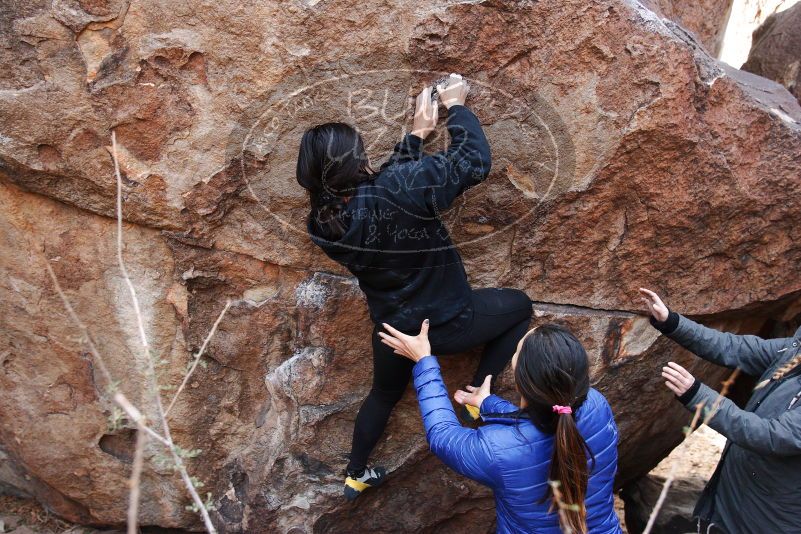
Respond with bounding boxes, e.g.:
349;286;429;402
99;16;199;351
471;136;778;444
347;288;533;473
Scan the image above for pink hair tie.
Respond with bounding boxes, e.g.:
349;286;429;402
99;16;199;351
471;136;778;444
552;405;572;415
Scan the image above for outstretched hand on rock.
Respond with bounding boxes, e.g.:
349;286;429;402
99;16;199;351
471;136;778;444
379;319;432;363
639;287;669;322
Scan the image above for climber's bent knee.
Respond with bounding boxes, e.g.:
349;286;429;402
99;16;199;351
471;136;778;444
508;288;534;316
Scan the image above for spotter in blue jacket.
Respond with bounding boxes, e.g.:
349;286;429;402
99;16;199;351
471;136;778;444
412;355;622;534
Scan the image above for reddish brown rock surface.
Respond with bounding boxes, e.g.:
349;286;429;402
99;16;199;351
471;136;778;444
742;2;801;104
1;0;801;532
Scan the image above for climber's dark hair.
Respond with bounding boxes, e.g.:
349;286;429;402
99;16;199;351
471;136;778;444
515;324;594;534
296;122;375;240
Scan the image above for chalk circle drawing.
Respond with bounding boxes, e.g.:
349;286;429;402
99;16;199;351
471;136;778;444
225;65;575;255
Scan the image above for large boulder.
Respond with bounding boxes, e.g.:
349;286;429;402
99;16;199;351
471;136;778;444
742;2;801;105
620;425;727;534
1;0;800;532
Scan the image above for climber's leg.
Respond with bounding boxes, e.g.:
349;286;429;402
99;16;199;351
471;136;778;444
468;288;534;388
346;325;413;475
430;288;533;421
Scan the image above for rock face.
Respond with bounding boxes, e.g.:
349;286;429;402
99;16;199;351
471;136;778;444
742;2;801;105
1;0;801;532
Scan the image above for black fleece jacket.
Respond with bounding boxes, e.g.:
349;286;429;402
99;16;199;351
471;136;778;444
308;104;492;332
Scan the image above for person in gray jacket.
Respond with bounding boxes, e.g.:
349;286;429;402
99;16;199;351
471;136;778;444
639;288;801;534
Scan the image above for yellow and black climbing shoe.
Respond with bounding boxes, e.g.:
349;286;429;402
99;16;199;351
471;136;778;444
344;466;386;501
460;403;481;423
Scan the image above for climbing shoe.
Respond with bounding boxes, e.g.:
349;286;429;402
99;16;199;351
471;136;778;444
460;403;481;423
344;465;387;501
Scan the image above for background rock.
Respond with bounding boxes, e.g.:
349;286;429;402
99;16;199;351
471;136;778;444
621;475;705;534
620;425;727;534
641;0;734;56
742;2;801;104
1;0;801;532
717;0;799;67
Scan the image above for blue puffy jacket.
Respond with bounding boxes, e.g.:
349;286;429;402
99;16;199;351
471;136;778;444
412;356;622;534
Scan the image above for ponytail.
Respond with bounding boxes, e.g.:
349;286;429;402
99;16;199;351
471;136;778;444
549;408;592;534
756;351;801;389
514;324;594;534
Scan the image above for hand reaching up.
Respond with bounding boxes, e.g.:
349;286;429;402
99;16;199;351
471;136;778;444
436;73;470;109
411;87;438;140
662;362;696;396
639;287;669;322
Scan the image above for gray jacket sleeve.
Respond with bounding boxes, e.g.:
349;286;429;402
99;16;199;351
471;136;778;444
683;381;801;456
663;313;793;377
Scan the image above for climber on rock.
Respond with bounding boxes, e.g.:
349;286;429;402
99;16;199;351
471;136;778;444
640;287;801;534
379;319;622;534
296;73;533;501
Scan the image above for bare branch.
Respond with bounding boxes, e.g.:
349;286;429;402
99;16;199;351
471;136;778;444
127;427;147;534
45;134;225;533
642;367;740;534
45;262;114;387
112;131;152;359
47;261;169;437
703;369;740;426
111;132;217;533
548;480;575;534
113;393;169;446
46;261;172;527
166;300;232;417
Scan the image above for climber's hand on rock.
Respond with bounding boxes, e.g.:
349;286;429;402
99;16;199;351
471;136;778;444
437;73;470;109
454;375;492;409
411;86;438;139
379;319;432;363
662;362;695;396
639;287;669;322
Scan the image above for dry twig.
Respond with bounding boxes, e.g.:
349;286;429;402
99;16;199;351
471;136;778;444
44;133;229;533
642;368;741;534
548;480;576;534
165;299;232;417
127;426;147;534
111;131;218;533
